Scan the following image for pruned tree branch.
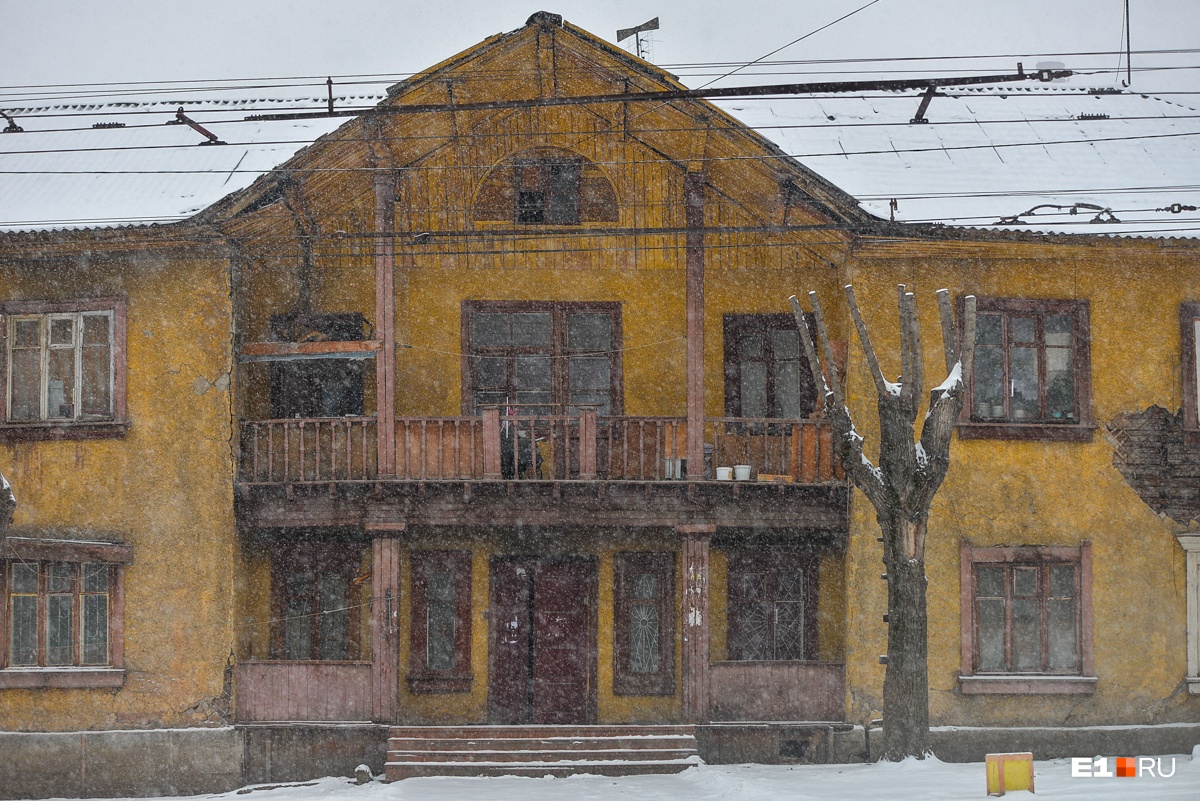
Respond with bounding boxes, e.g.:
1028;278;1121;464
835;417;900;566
808;291;845;407
790;295;832;403
935;289;957;373
898;285;914;408
845;285;890;399
790;294;887;509
900;288;922;412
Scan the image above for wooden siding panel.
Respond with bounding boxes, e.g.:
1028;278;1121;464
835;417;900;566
235;661;373;722
708;661;845;721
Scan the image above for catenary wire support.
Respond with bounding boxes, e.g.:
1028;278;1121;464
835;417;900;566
1;111;23;133
168;107;226;145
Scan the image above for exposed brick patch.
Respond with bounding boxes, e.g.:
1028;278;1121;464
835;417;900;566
1107;406;1200;525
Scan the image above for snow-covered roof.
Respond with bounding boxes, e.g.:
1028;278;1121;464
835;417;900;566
0;93;372;234
3;79;1199;240
715;82;1200;239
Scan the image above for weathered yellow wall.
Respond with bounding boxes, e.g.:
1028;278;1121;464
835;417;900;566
838;240;1200;726
0;242;237;730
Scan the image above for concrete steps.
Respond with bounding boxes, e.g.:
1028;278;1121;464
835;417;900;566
385;724;700;781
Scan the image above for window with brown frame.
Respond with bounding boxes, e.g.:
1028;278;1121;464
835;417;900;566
473;147;619;226
727;551;817;662
463;301;623;416
408;550;472;693
270;542;367;661
723;314;817;419
959;542;1095;695
1;298;127;440
960;297;1091;441
0;536;130;688
613;552;675;695
1181;302;1200;430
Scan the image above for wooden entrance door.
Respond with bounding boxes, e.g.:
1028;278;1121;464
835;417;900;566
488;556;595;724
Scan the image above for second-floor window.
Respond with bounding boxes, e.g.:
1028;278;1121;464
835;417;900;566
5;305;120;424
723;314;816;419
464;301;622;415
963;297;1091;438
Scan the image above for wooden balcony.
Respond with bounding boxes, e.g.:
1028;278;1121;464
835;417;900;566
238;413;845;485
236;412;847;531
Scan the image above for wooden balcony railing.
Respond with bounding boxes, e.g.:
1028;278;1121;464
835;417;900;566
240;417;378;483
238;413;844;484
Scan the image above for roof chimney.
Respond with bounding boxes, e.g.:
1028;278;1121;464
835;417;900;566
526;11;563;28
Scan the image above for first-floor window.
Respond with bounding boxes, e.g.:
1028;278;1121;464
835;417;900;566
727;551;817;661
613;552;675;695
1178;534;1200;691
4;560;116;667
408;550;472;692
270;543;366;661
3;300;126;425
960;542;1094;693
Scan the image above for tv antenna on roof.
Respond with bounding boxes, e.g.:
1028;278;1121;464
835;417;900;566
617;17;659;61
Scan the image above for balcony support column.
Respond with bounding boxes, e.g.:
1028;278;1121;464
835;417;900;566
578;408;598;479
685;171;706;480
374;172;397;477
679;523;713;722
369;524;403;723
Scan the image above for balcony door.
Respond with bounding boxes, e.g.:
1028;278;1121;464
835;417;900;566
724;314;816;419
463;302;622;416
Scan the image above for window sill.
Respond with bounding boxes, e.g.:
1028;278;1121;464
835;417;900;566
0;667;125;689
0;421;129;443
613;678;676;697
957;422;1095;442
959;674;1097;695
405;673;473;694
1188;677;1200;695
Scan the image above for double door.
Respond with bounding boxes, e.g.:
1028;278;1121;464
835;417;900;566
488;556;596;724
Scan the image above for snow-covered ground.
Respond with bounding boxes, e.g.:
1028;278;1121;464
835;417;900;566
51;752;1200;801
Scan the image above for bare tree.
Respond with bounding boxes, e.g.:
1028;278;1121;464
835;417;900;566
790;285;975;760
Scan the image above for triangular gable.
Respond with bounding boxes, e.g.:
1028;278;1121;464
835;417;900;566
211;13;873;237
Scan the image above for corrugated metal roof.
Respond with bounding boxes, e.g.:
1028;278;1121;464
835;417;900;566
0;95;368;233
715;82;1200;239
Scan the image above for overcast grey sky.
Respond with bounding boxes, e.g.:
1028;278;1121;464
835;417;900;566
1;1;1197;97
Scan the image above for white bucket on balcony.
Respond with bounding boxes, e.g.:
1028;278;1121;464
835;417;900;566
734;464;752;481
716;466;733;481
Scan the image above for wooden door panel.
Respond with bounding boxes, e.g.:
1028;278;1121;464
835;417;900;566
532;561;591;724
487;557;532;724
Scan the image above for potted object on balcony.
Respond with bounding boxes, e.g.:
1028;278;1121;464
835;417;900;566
716;466;733;481
734;464;752;481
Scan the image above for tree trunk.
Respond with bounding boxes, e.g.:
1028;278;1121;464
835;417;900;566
881;513;930;760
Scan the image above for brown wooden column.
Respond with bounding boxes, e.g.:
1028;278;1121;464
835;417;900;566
679;524;714;722
684;171;706;479
373;172;397;477
370;525;403;723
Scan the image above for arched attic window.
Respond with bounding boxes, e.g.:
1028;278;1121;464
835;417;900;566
473;147;618;225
